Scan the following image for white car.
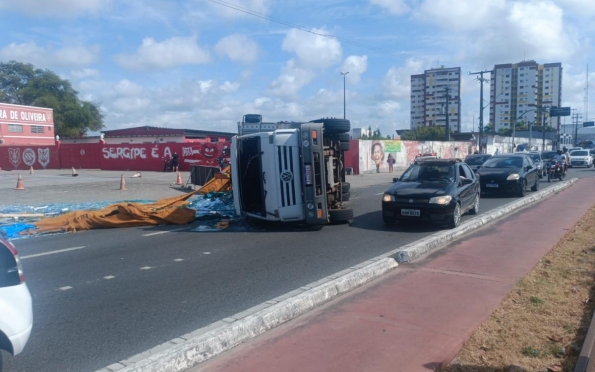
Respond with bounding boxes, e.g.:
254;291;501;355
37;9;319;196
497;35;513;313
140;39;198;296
0;234;33;370
569;150;594;168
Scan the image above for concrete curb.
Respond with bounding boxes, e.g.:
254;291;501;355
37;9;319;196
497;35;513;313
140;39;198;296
96;258;398;372
395;177;578;263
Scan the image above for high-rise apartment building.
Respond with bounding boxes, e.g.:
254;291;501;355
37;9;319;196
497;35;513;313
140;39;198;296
489;61;562;132
410;66;461;132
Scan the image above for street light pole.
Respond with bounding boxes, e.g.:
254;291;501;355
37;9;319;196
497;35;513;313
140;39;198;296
470;70;492;154
443;86;451;141
340;71;349;119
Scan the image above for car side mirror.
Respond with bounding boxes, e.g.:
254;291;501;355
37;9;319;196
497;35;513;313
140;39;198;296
461;178;472;185
392;178;399;183
526;165;533;171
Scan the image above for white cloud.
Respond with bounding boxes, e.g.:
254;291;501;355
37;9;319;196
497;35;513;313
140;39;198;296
369;0;410;15
220;81;240;93
269;59;316;99
0;42;100;68
114;36;211;70
114;79;143;96
208;0;271;18
282;28;342;70
70;68;99;79
215;34;259;63
555;0;595;17
417;0;506;31
341;55;368;84
0;0;109;17
383;58;425;100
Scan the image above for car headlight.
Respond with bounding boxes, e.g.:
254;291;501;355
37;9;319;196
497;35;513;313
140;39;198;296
382;194;395;202
507;173;520;180
429;195;452;205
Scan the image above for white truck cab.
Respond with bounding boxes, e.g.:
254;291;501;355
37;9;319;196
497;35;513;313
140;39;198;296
231;115;352;227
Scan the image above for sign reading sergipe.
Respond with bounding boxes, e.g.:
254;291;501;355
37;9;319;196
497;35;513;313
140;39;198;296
549;106;571;117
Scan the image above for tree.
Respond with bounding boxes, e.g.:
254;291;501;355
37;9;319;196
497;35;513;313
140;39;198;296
400;126;446;141
0;61;104;137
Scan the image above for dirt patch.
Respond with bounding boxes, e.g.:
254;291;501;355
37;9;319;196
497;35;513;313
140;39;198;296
441;207;595;372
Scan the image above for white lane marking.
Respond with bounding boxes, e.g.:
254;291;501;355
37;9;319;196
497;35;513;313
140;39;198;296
174;259;184;262
142;227;190;237
21;246;87;260
140;266;153;270
203;252;211;255
375;192;384;195
59;286;72;291
103;276;116;280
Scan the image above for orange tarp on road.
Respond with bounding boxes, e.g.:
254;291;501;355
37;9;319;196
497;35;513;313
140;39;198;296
31;191;198;234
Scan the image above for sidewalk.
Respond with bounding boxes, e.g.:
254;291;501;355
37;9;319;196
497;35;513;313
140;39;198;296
191;177;595;372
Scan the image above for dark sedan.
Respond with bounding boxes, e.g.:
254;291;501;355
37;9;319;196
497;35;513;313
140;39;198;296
476;154;540;197
464;154;492;172
382;159;480;229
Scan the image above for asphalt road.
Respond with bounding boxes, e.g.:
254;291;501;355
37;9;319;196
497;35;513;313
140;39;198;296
5;168;594;372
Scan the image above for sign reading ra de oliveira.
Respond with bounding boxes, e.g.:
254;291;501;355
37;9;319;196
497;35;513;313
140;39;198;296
0;103;54;124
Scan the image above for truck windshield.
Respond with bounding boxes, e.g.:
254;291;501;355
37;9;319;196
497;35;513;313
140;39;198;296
237;137;265;215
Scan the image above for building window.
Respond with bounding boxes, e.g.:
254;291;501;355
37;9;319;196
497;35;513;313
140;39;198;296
8;124;23;133
31;125;44;134
210;137;219;143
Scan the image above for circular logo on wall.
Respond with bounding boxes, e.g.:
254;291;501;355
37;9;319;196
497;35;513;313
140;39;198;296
22;148;36;166
280;170;293;183
80;149;86;156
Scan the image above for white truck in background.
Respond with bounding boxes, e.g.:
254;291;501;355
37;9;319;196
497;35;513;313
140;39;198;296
231;114;353;228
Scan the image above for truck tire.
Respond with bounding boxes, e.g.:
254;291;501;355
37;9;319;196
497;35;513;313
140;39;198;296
340;141;350;151
329;208;354;223
342;192;350;201
338;133;350;142
312;118;350;134
341;182;350;193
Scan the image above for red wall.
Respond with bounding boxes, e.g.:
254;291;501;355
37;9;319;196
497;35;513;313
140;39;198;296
343;140;360;175
0;142;231;171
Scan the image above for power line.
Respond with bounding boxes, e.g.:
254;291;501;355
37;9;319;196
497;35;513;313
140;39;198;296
206;0;410;57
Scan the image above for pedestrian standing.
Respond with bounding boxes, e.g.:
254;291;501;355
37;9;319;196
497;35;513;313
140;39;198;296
387;154;395;173
171;152;179;173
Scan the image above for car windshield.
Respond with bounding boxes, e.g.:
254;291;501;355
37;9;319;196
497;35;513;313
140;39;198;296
571;150;589;156
482;157;523;168
465;156;490;165
400;164;455;182
541;151;557;160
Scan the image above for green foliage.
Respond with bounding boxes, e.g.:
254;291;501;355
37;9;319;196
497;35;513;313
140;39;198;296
400;126;447;141
529;296;543;304
0;61;104;137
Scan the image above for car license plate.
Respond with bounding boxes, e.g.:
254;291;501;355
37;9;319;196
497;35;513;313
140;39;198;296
401;209;420;217
486;183;499;188
304;164;313;186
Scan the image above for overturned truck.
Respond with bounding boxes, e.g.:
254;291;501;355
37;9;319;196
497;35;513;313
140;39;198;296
231;114;352;228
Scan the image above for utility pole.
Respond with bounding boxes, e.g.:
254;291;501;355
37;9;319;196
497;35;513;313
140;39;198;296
340;72;349;119
443;86;451;141
542;109;548;150
470;70;492;154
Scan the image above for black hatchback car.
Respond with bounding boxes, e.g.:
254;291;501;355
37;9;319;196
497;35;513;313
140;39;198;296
382;159;480;229
464;154;492;172
476;154;540;197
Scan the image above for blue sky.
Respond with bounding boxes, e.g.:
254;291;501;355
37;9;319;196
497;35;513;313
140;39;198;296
0;0;594;135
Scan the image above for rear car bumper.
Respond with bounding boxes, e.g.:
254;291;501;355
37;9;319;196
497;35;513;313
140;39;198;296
480;179;523;193
0;282;33;355
570;161;589;167
382;201;455;223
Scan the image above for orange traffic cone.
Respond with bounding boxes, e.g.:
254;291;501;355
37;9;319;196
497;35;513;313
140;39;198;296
176;171;183;185
119;174;127;190
72;167;78;177
15;174;25;190
29;166;34;175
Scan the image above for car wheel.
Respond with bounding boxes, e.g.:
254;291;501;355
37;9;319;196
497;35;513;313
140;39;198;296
382;215;395;225
448;203;461;229
469;193;480;215
517;180;526;197
531;178;539;191
312;118;350;134
329;207;354;223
